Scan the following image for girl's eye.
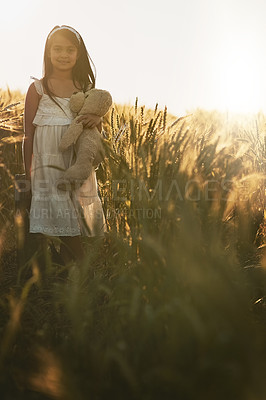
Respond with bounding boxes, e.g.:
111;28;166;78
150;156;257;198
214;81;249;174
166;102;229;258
52;47;75;52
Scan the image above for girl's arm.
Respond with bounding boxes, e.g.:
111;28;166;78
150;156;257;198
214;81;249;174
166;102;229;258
23;83;40;181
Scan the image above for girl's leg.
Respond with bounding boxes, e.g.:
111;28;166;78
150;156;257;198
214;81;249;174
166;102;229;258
60;235;84;264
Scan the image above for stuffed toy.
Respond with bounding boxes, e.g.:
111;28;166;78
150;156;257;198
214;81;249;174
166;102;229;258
58;88;112;189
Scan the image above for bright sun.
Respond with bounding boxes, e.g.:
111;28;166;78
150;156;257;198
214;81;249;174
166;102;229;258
215;36;265;114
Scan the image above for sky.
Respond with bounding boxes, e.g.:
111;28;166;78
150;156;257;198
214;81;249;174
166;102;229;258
1;0;266;115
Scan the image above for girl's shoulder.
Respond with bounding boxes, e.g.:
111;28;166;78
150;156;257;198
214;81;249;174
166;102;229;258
30;77;44;96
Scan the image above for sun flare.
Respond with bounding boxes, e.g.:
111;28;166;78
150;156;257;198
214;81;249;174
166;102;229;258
215;35;265;114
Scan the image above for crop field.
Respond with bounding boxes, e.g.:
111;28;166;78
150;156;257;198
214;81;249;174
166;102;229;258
0;88;266;399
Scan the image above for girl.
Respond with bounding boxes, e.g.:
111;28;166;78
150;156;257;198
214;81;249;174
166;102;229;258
23;25;107;263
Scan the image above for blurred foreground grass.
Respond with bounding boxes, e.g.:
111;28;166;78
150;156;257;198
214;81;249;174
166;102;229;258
0;88;265;399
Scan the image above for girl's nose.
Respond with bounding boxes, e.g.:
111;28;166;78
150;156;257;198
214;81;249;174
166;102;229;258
58;49;69;57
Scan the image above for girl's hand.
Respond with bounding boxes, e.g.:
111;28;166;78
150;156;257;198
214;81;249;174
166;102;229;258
77;113;101;129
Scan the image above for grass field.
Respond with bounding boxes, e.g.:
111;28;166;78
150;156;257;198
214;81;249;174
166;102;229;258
0;88;266;399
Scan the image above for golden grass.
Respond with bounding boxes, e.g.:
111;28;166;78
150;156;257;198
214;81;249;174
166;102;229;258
0;88;265;399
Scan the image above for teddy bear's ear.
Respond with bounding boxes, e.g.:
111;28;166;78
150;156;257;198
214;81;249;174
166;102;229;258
69;92;85;113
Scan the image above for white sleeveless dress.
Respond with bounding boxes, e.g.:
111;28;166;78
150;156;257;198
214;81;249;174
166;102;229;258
29;79;107;237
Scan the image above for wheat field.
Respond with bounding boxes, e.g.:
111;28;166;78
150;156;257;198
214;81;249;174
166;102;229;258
0;88;266;400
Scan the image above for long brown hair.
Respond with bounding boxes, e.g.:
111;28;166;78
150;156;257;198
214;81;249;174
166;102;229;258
42;25;96;110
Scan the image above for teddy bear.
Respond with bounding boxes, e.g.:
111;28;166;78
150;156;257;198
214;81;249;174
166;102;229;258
58;88;112;190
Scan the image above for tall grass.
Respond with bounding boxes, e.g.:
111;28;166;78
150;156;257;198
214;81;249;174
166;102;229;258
0;90;266;399
0;89;24;235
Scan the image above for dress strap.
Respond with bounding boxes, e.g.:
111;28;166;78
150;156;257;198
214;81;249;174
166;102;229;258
31;77;44;96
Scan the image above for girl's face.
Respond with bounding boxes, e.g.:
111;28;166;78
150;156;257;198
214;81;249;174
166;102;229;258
49;34;78;72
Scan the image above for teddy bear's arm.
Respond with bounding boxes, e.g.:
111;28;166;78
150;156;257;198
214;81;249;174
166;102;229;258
59;117;84;151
